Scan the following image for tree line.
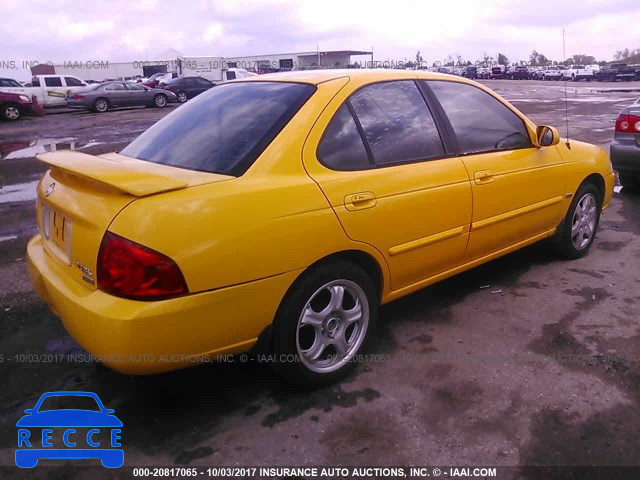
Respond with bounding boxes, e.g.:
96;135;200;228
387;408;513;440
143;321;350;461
403;48;640;68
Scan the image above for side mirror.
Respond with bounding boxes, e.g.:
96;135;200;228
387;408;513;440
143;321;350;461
536;125;560;147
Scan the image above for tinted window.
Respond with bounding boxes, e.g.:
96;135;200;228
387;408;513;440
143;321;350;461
44;77;63;87
65;77;84;87
0;78;22;87
126;83;146;90
349;81;444;166
121;82;315;176
197;78;212;87
226;71;237;80
317;104;370;170
31;77;40;87
428;81;533;154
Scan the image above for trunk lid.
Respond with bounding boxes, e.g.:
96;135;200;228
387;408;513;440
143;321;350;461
35;151;232;290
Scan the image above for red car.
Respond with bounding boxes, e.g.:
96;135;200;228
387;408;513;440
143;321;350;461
0;91;33;121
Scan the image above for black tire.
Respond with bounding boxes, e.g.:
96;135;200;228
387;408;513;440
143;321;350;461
271;261;378;387
176;91;188;103
555;183;602;259
93;98;109;113
153;94;167;108
1;103;21;121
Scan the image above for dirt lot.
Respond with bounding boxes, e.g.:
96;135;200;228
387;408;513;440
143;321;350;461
0;79;639;479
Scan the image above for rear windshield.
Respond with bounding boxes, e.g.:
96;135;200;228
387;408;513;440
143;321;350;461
121;81;315;176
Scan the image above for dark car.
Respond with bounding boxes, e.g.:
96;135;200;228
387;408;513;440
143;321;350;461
159;76;215;103
489;66;506;79
509;66;530;80
0;91;33;121
595;64;637;82
65;81;177;113
611;96;640;190
461;66;477;79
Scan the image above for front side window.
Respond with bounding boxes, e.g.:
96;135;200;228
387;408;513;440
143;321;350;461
349;81;445;166
64;77;84;87
121;82;316;176
428;80;533;154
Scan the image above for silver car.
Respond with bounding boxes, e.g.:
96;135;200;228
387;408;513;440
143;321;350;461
65;81;177;113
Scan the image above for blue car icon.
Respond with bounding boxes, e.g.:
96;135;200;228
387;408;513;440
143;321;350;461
16;391;123;468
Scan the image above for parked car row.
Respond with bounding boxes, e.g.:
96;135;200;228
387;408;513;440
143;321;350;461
442;64;640;82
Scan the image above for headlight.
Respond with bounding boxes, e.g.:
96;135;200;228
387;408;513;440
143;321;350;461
19;95;31;102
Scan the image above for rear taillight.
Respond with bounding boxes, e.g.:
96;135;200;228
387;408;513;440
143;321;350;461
97;232;188;300
615;114;640;133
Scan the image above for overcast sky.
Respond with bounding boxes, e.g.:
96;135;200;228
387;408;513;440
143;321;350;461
1;0;639;80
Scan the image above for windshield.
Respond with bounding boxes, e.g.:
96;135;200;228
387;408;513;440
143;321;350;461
121;81;316;176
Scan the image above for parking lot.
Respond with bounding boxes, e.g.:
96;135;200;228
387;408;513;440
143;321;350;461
1;79;639;478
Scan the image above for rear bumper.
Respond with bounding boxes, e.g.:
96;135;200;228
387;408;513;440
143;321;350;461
27;234;301;374
611;140;640;173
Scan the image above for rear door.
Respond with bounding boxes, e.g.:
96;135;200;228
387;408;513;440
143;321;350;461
304;79;472;291
425;80;566;261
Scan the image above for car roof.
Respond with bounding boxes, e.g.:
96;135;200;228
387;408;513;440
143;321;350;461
239;68;478;85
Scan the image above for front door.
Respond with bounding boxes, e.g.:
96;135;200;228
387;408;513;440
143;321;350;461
425;80;566;260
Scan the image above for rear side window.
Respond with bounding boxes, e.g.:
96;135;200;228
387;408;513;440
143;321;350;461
121;82;316;176
44;77;63;87
349;81;445;166
428;81;533;154
317;104;370;170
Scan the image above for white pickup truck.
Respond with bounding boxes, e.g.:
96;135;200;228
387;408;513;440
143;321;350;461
562;65;598;81
0;74;89;107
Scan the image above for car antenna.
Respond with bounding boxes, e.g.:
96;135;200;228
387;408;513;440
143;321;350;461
563;28;571;150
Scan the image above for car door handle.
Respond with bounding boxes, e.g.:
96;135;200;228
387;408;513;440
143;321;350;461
344;192;376;211
474;170;495;185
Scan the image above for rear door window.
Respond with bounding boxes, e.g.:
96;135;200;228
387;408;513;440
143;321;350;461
349;80;445;166
317;104;370;170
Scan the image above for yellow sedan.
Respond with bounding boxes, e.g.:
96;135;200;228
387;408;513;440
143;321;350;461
27;70;615;386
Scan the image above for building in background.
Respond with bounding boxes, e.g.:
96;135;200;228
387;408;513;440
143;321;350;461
225;50;372;72
30;48;372;82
